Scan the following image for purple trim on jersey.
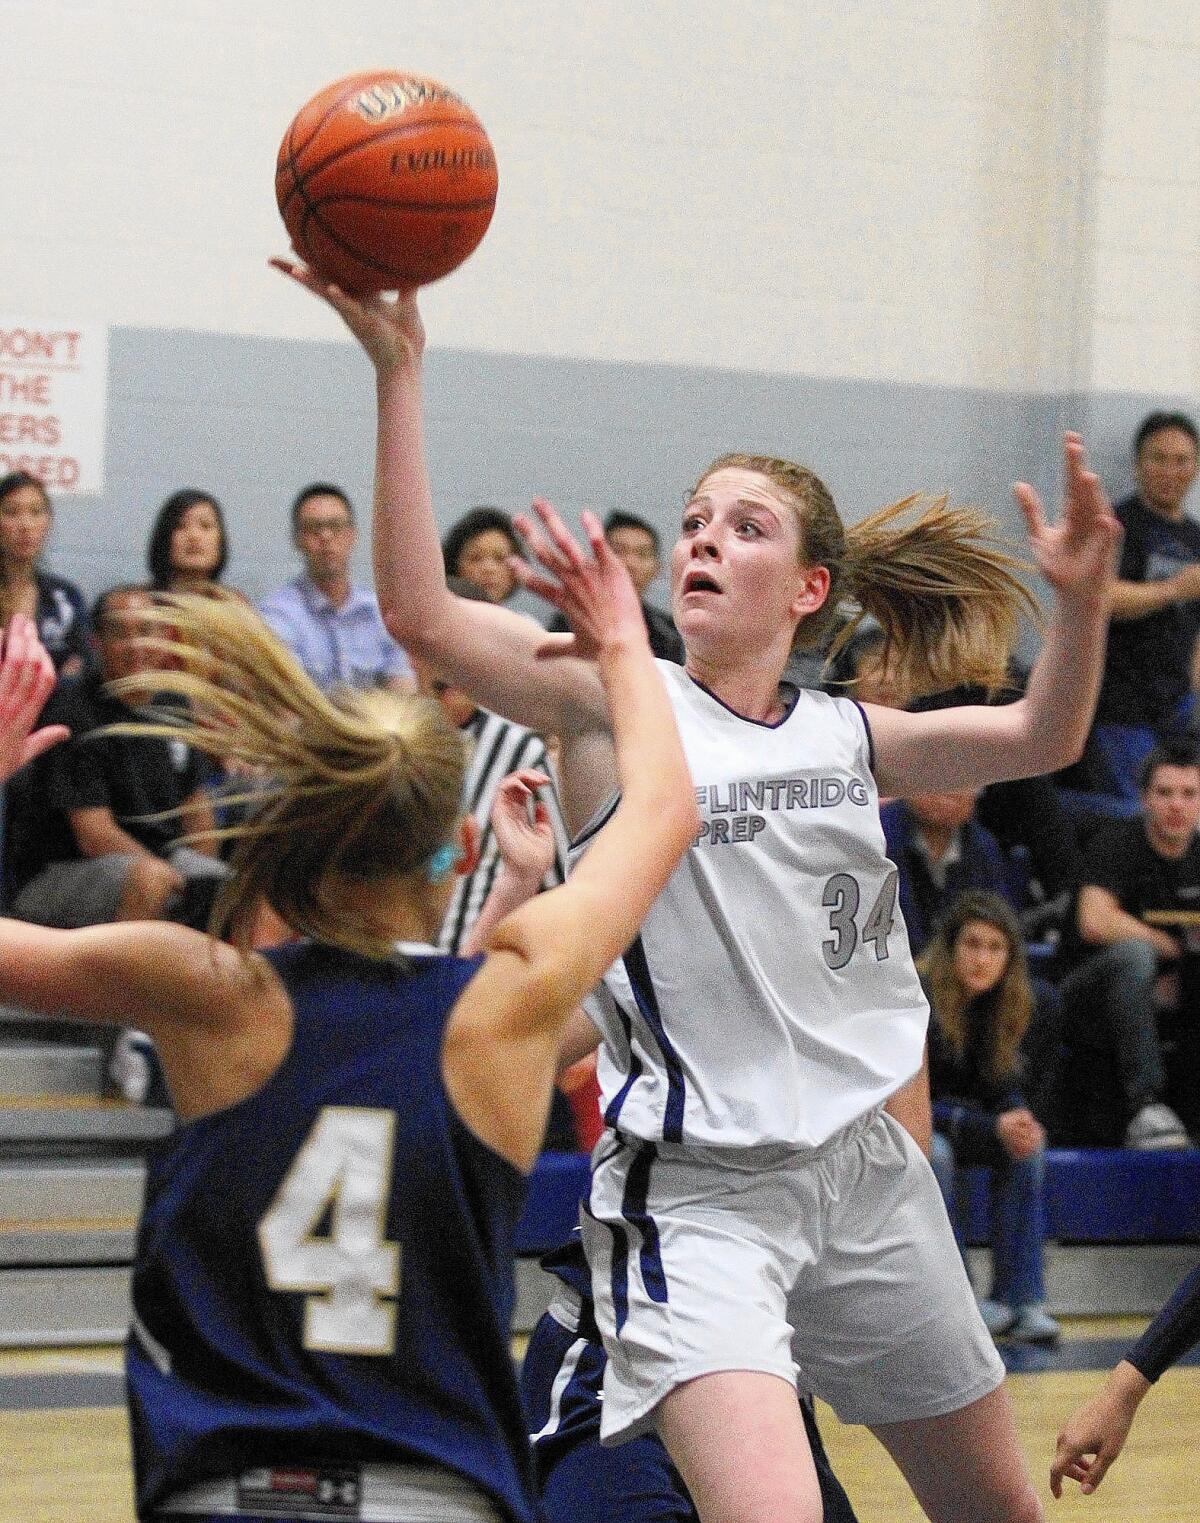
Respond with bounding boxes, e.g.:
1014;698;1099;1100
570;792;620;852
603;1000;642;1130
849;699;876;773
622;937;687;1143
689;674;803;730
623;1143;668;1306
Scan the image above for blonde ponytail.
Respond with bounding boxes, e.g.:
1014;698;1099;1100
836;494;1040;697
108;591;464;957
698;454;1039;697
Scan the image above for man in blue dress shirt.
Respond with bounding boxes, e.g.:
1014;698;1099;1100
260;483;416;693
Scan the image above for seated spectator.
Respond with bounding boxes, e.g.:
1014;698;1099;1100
259;483;415;693
146;488;233;595
547;510;684;663
922;890;1061;1345
1050;742;1200;1149
6;585;230;935
881;789;1012;957
0;471;90;679
907;682;1085;936
441;506;523;606
1067;412;1200;793
824;619;910;708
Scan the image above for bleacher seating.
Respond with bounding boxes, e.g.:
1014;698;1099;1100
514;1148;1200;1256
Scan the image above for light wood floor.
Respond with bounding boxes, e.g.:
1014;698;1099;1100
4;1344;1198;1522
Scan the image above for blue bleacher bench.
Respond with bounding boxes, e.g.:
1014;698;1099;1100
515;1147;1200;1257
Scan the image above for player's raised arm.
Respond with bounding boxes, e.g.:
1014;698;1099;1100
865;433;1120;795
269;260;608;748
442;506;698;1170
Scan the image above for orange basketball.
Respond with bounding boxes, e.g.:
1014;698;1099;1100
275;71;498;292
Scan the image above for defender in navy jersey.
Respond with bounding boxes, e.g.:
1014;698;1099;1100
281;261;1118;1523
0;568;696;1522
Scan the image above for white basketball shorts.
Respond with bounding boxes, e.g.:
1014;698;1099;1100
582;1107;1005;1442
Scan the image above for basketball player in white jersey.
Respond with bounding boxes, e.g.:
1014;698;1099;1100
273;258;1118;1523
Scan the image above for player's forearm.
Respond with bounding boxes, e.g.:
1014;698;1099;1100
1014;588;1109;775
461;867;544;959
372;366;456;651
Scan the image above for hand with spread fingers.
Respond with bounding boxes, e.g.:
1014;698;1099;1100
1014;432;1120;605
0;615;69;784
511;501;647;663
269;256;424;375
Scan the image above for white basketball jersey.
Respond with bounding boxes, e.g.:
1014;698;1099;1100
575;663;929;1150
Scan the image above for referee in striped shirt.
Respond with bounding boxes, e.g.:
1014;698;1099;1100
421;579;570;956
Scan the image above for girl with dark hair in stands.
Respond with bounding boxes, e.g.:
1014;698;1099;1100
921;889;1061;1347
0;471;90;678
275;260;1118;1523
0;555;696;1523
146;488;230;594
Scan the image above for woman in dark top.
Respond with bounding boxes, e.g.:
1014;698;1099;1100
922;889;1061;1346
0;471;89;677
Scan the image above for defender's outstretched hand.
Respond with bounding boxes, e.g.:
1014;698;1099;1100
269;257;424;375
512;501;647;662
491;769;556;888
0;616;68;783
1014;433;1120;604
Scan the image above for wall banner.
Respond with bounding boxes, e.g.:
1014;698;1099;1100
0;322;108;494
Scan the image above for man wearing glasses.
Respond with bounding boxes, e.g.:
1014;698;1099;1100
259;483;416;693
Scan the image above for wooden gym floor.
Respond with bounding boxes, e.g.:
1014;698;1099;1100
3;1322;1198;1523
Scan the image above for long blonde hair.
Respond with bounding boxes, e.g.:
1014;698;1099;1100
695;454;1040;696
917;890;1033;1083
108;592;464;958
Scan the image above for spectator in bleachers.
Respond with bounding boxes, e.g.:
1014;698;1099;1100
259;483;416;693
1067;412;1200;795
1050;742;1200;1150
547;511;684;663
6;585;229;935
907;682;1085;938
0;470;90;679
922;890;1061;1345
441;506;523;606
824;619;910;708
146;489;232;595
881;788;1013;957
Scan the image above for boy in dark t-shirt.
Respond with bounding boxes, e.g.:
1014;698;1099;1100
1053;744;1200;1148
1096;412;1200;736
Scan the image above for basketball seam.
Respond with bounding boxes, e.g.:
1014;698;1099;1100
298;190;459;285
307;194;497;213
283;116;491;209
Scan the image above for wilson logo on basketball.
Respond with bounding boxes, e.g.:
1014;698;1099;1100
392;147;496;176
350;79;463;122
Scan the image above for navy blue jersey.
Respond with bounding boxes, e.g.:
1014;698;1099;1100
127;941;538;1523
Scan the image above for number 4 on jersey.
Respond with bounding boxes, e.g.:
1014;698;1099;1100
821;869;898;970
258;1106;401;1356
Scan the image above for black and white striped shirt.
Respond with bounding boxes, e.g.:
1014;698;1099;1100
437;708;570;954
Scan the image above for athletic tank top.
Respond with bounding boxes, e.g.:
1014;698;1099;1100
574;664;929;1149
126;941;538;1523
